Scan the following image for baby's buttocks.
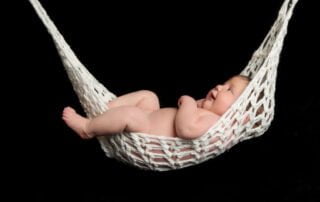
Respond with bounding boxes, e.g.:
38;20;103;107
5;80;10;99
148;108;178;137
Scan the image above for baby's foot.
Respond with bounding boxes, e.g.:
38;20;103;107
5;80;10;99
62;107;92;139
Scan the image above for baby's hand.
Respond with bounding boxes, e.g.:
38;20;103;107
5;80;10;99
178;95;195;107
196;99;205;108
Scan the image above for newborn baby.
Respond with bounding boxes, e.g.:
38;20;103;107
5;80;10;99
62;75;250;140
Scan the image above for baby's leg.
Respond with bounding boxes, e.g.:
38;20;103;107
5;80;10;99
107;90;160;112
62;106;150;139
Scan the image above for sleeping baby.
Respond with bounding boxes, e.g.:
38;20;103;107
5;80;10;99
62;75;250;140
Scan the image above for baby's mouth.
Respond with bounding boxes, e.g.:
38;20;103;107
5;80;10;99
209;96;215;102
211;92;216;100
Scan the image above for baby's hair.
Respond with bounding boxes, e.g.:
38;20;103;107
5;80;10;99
236;75;251;82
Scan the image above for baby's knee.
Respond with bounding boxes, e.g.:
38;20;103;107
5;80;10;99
139;90;159;101
138;90;160;110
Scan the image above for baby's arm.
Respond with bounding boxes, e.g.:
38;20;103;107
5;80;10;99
175;96;219;140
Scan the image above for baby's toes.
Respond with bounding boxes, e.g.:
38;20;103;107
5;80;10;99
65;106;76;113
62;107;76;119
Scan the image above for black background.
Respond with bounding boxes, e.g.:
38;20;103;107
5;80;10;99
12;0;319;201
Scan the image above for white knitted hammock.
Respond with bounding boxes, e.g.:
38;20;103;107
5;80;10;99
29;0;298;171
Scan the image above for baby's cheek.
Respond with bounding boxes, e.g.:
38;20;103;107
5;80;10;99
222;95;235;109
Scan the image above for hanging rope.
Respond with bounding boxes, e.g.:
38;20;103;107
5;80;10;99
29;0;299;171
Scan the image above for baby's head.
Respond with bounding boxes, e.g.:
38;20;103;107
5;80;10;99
200;75;250;115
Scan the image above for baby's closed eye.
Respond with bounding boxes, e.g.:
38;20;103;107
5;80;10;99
228;87;234;93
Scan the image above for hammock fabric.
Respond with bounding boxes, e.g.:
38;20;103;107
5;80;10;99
29;0;299;171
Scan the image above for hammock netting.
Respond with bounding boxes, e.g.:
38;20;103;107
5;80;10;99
29;0;299;171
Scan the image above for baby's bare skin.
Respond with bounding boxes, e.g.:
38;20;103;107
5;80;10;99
62;75;249;140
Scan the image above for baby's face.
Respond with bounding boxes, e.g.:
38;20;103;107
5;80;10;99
198;76;249;115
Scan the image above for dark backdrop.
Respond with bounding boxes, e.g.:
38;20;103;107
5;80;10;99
14;0;319;201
